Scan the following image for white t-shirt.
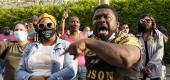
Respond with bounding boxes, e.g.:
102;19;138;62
28;44;55;77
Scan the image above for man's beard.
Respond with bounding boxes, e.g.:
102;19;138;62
141;23;152;31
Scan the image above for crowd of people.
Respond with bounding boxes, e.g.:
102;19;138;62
0;4;168;80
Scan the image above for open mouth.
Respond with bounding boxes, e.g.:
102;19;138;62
98;27;108;35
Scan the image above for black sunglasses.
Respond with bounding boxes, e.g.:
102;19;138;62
141;19;152;22
144;19;152;22
140;19;152;24
38;23;53;30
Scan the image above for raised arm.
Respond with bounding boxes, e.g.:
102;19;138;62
60;9;69;35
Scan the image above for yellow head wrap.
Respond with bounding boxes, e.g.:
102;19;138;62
38;13;57;27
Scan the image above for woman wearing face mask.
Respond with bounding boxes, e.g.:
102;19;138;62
16;13;77;80
0;21;30;80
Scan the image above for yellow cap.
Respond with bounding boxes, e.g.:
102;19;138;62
38;13;57;27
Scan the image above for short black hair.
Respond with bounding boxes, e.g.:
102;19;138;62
94;4;118;21
13;21;27;29
68;16;79;22
14;21;25;26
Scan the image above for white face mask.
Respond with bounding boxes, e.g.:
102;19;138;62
86;31;93;37
14;31;28;41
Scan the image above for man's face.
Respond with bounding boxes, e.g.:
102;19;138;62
69;17;80;32
93;8;118;40
140;16;153;30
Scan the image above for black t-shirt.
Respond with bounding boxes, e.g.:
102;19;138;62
86;55;140;80
85;32;141;80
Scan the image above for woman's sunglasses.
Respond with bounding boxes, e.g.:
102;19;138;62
140;19;152;22
144;19;152;22
38;23;53;30
140;19;152;24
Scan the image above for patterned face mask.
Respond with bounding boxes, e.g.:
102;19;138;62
39;27;56;40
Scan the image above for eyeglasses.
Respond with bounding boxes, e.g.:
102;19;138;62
38;23;53;30
140;19;152;24
140;19;152;22
144;19;152;22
